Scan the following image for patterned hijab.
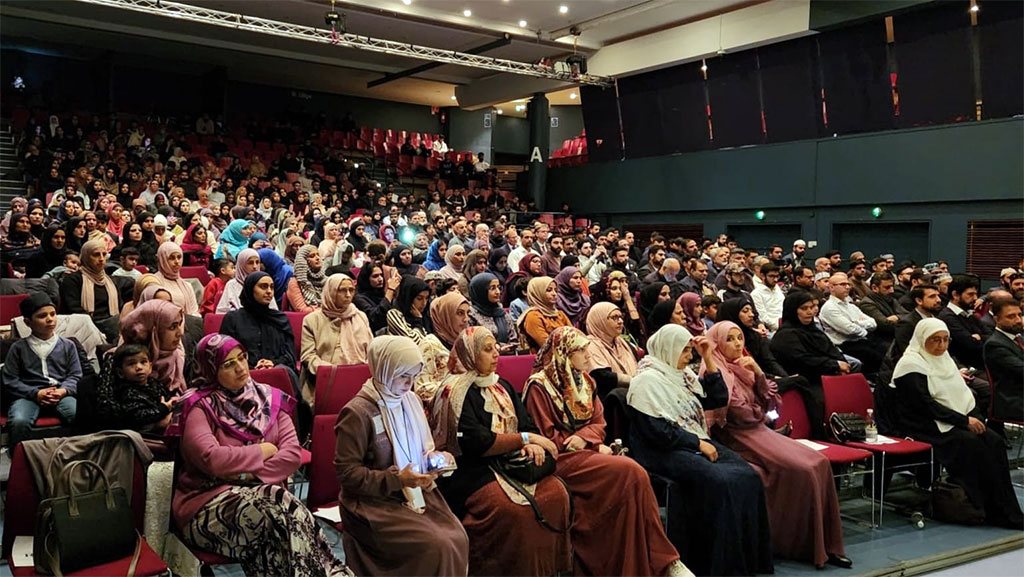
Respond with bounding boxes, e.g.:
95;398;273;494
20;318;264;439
293;244;325;307
166;333;294;442
525;326;595;430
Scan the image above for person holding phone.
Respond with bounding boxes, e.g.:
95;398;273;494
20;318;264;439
334;336;469;576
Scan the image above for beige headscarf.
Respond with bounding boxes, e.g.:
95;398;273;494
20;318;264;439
361;335;434;512
79;239;118;315
524;276;559;317
585;302;638;377
429;291;470;346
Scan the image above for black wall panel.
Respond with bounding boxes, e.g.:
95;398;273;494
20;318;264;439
706;50;764;148
817;20;894;135
759;37;823;142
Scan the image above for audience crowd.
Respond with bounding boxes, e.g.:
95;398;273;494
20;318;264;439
2;110;1023;576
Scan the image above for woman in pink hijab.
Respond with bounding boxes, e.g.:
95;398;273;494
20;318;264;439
119;299;187;393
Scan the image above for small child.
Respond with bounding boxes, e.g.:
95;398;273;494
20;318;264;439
2;294;81;448
43;253;80;280
201;258;235;315
701;294;721;331
95;343;175;433
111;246;142;281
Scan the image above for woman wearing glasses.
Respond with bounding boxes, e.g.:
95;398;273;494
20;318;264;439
168;333;351;577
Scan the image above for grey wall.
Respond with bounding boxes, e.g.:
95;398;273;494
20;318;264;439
549;105;584;152
447;108;492;157
492;115;531;154
546;118;1024;278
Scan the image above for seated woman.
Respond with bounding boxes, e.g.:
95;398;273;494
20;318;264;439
257;248;295;310
389;282;468;404
889;319;1023;528
702;322;849;569
585;302;639;399
334;336;470;576
638;282;671;329
180;223;213;269
290;245;325;313
523;326;686;577
677;292;706;337
59;239;121;342
588;271;643;344
220;272;299;391
168;334;349;577
354;262;398;334
467;273;518;353
117;299;187;393
438;243;465;281
769;293;850;439
516;277;572;353
300;274;372;403
386;275;434;339
217;248;278;313
428;291;471;351
154;242;200;316
430;326;572;576
554;267;590;328
628;324;773;576
214;218;253;260
646;299;686;338
502;253;543;308
717;299;820;438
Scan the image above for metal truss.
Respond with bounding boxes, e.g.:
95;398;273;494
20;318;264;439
73;0;614;87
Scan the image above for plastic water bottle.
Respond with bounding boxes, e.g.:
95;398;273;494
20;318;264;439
865;409;878;443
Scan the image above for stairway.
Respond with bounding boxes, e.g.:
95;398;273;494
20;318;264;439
0;121;24;208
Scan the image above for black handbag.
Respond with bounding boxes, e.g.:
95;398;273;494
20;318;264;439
930;480;985;525
829;412;867;443
34;460;141;576
490;454;574;534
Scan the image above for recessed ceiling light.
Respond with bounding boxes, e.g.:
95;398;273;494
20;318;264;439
402;0;411;5
519;20;527;27
450;95;457;100
559;5;568;14
463;9;472;17
569;92;577;99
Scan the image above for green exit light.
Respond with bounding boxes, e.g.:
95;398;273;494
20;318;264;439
871;206;883;218
755;210;766;221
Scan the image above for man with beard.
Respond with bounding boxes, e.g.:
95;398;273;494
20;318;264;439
857;271;900;346
847;259;870;302
984;299;1024;425
540;235;564;277
893;263;915;301
783;239;807;269
938;275;989;369
893;284;944;358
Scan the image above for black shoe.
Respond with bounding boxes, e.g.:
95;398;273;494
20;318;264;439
827;554;852;569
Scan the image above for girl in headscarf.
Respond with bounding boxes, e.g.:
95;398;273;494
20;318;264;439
180;224;213;269
467;273;517;351
423;239;446;272
106;202;126;240
284;234;305;266
292;244;326;312
331;240;357;271
517;276;571;353
585;302;639;399
347;220;368;253
888;318;1022;528
388;244;422;278
318;222;341;263
59;239;121;342
63;216;87;254
119;222;157;270
117;299;187;393
589;270;644;345
214;218;254;260
700;321;849;569
523;326;687;577
334;335;470;575
167;334;348;577
387;276;434;340
257;247;296;309
0;196;27;237
439;243;465;281
647;299;686;338
639;282;671;327
628;324;774;576
34;225;69;277
677;292;706;337
487;250;509;286
220;272;298;389
26;201;47;239
429;326;573;577
154;242;200;316
354;262;397;334
501;253;541;307
0;213;41;273
461;249;488;282
217;248;278;313
554;266;590;327
298;274;372;402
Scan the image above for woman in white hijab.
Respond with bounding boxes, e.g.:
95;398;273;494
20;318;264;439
334;336;469;576
889;318;1022;528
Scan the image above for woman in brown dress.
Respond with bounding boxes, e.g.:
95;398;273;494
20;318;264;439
430;326;572;576
334;335;469;576
523;326;690;577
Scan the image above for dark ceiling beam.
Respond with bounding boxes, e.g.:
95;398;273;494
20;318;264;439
367;34;511;89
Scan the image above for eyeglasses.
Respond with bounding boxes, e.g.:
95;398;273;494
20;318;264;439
220;352;248;371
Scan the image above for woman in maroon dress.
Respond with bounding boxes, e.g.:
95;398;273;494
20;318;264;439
701;321;851;569
523;326;690;577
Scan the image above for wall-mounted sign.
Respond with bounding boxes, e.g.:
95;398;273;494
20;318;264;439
550;117;559;128
484;113;491;129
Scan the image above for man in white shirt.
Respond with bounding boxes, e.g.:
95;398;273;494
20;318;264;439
473;152;490;172
507;228;535;273
751;262;785;333
820;272;886;375
432;135;449;155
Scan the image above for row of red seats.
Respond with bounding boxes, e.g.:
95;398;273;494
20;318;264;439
548;133;588;168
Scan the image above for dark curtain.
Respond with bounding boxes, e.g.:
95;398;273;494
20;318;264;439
580;84;623;163
759;36;823;143
817;19;894;135
706;50;764;148
619;62;709;158
979;0;1024;119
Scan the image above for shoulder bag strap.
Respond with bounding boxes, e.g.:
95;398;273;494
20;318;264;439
489;465;575;533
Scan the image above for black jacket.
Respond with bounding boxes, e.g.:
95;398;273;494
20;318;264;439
983;331;1024;422
937;306;987;369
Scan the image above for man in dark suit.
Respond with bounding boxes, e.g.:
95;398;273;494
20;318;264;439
858;271;900;345
893;284;944;358
938;275;988;370
984;298;1024;424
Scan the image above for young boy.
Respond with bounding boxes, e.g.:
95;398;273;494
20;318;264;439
111;246;142;281
96;343;175;433
201;257;235;315
2;294;81;447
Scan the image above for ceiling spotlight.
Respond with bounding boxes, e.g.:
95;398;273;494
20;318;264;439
569;92;577;99
519;20;527;27
450;95;457;101
559;5;569;14
701;63;708;72
463;9;472;17
496;109;503;115
402;0;411;5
